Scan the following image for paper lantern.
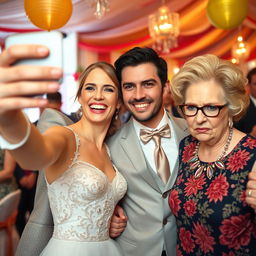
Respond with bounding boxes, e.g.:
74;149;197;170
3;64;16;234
24;0;73;30
207;0;248;30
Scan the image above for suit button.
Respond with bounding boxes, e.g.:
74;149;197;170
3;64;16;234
163;218;167;225
162;192;168;198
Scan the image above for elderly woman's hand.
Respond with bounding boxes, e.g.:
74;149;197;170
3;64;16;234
246;162;256;209
0;44;62;116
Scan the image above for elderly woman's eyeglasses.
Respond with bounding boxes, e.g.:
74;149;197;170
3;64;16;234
179;104;228;117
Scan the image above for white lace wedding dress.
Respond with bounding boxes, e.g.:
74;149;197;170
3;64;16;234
40;128;127;256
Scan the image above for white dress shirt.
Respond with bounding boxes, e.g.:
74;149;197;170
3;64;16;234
133;110;179;175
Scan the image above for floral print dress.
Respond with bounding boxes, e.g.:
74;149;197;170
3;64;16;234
169;134;256;256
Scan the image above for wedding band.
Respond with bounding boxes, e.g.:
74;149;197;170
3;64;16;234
248;190;252;197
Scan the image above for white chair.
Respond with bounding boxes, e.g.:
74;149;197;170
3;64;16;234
0;190;21;256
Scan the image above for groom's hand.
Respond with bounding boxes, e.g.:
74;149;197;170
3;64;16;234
109;205;128;238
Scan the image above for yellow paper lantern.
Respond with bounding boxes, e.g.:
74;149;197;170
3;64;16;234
207;0;248;30
24;0;73;31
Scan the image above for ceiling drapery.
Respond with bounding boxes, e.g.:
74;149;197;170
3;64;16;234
0;0;255;63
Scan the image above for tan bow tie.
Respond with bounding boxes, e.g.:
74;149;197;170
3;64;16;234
140;124;171;183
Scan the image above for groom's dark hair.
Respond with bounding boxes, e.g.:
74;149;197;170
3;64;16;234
114;47;168;87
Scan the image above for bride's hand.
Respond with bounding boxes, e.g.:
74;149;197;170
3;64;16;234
0;44;62;115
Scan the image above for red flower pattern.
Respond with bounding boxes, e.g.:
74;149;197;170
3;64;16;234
240;190;247;207
192;222;215;253
184;199;196;216
219;213;253;249
222;252;235;256
169;190;181;216
176;173;184;186
206;174;229;202
243;137;256;149
176;245;182;256
180;227;195;253
170;135;256;254
182;142;196;163
226;149;250;172
184;174;206;196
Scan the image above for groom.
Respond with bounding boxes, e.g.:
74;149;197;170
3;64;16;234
107;47;188;256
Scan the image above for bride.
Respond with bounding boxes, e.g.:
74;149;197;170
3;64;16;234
0;48;127;255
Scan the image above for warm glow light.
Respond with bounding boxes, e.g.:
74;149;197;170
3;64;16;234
239;42;245;48
159;23;172;31
231;35;250;63
148;3;179;54
238;36;243;42
173;67;180;74
231;58;237;64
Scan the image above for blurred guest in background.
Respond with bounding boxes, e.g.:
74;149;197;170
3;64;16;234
43;92;80;123
162;82;180;117
0;148;17;200
14;164;37;236
234;67;256;137
170;54;256;255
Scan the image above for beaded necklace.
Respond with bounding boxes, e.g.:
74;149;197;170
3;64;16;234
188;127;233;179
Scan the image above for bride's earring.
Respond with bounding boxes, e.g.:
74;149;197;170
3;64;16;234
115;108;120;120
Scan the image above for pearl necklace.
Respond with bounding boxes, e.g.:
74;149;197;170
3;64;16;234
188;127;233;179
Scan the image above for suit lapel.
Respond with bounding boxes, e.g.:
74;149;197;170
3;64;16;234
165;114;188;189
120;119;161;192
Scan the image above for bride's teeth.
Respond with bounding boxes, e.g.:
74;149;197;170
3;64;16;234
90;104;106;110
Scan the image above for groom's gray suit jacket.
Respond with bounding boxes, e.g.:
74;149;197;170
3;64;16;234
107;115;188;256
15;108;73;256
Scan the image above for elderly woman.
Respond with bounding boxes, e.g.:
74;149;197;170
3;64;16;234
169;54;256;255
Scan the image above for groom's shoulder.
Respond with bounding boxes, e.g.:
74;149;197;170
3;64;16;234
107;122;130;145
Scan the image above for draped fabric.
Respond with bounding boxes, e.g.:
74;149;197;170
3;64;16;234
0;0;255;62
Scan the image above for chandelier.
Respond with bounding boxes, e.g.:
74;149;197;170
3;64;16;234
231;36;250;63
148;1;179;54
86;0;110;19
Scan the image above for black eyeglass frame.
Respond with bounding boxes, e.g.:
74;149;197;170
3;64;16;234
179;104;228;117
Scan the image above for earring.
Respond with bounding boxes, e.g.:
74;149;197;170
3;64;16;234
115;109;120;120
228;118;233;128
77;106;83;118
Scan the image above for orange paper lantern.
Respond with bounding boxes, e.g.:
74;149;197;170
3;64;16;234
24;0;73;30
207;0;248;30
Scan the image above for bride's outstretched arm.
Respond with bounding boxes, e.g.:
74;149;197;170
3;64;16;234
0;44;64;170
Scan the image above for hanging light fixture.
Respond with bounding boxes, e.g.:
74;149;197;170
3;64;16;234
148;0;179;54
87;0;110;19
231;36;250;63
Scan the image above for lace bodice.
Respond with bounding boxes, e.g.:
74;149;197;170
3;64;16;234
46;128;127;242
